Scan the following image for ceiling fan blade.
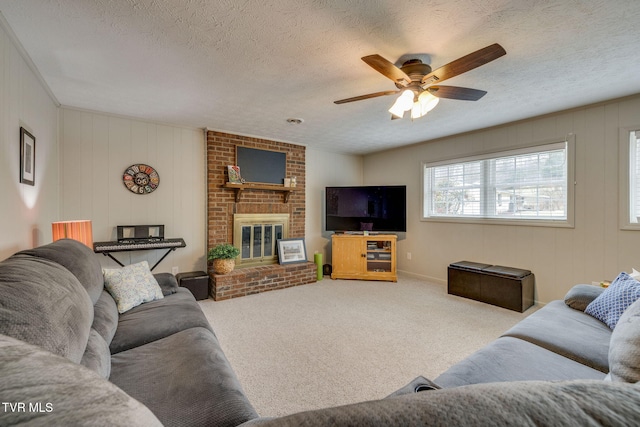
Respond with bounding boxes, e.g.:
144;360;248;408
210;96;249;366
334;90;399;104
427;86;487;101
362;54;411;86
421;43;506;85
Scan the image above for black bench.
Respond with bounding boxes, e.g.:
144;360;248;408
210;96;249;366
447;261;535;312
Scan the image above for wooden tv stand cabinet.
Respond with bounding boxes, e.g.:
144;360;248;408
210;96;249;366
331;234;397;282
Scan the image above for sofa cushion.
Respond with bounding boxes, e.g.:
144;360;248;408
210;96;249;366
18;238;104;304
564;284;605;311
80;329;111;378
501;300;611;372
0;334;161;426
609;298;640;383
104;261;164;314
110;288;214;354
434;336;605;388
0;254;93;363
241;380;640;427
585;272;640;329
92;289;119;345
110;327;258;427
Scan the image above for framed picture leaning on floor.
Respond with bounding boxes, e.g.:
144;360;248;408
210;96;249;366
277;238;307;264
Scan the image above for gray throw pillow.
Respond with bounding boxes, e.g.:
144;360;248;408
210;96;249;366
609;298;640;383
564;284;605;311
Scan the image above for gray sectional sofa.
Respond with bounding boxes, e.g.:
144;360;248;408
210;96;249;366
434;287;612;387
0;239;257;426
1;239;640;426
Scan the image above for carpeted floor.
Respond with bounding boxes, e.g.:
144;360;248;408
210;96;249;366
198;275;537;417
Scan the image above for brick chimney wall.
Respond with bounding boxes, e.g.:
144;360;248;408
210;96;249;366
206;130;306;251
205;131;314;300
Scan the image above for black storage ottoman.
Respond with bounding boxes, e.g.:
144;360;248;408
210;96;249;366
481;265;535;312
447;261;492;301
176;271;209;301
448;261;535;312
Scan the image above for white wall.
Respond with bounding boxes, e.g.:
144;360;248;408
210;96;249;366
0;19;59;260
305;148;363;263
57;116;362;275
363;94;640;303
59;108;206;274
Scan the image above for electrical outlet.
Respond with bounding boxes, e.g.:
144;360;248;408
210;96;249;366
171;266;179;275
407;252;412;260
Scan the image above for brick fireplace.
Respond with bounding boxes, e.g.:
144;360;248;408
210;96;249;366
206;130;316;300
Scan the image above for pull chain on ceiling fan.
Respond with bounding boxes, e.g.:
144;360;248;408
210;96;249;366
334;43;506;120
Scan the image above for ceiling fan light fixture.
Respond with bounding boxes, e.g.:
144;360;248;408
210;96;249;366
388;89;414;118
418;91;439;113
410;101;423;119
411;91;441;119
335;44;505;120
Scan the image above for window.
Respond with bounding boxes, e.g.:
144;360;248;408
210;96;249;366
423;139;574;227
625;129;640;227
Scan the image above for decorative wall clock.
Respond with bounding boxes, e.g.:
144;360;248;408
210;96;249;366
123;164;160;194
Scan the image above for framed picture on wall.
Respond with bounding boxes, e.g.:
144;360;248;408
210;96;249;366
277;238;307;264
20;127;35;186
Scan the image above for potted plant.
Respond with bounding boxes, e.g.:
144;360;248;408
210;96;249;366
208;243;240;274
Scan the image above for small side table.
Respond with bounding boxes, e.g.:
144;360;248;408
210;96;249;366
176;271;209;300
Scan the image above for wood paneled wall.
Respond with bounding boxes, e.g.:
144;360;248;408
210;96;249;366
59;108;206;274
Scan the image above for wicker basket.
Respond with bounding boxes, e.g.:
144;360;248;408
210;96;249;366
213;258;235;275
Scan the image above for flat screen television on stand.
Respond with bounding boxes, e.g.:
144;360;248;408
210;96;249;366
325;186;406;233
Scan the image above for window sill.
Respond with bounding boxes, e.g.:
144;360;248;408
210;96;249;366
421;216;574;228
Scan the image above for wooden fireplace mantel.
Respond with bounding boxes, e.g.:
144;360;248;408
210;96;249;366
223;182;296;203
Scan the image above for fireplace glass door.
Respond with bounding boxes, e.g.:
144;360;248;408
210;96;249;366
234;214;289;267
240;224;283;262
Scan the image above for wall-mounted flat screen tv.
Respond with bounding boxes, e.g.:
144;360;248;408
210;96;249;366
325;185;406;232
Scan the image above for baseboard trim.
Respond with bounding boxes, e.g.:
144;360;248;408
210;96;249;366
397;270;446;285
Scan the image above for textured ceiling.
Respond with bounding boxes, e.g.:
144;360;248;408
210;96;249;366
1;0;640;154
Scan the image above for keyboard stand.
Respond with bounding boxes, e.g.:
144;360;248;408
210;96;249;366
93;238;186;271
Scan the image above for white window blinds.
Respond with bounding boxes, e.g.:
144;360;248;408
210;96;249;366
629;130;640;223
424;142;569;222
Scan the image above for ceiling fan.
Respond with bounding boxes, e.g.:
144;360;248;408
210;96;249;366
334;43;506;120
